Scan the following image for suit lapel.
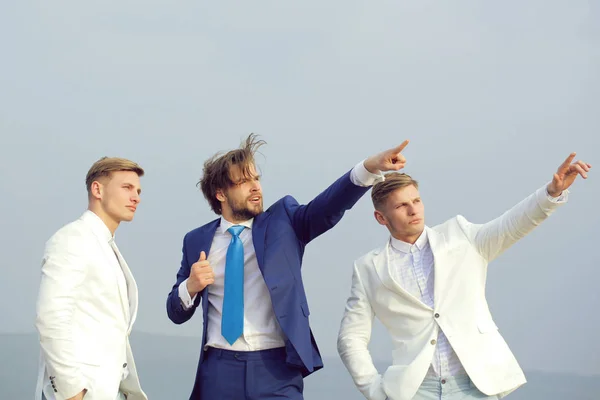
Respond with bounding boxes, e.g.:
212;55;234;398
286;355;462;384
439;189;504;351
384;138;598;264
112;247;138;333
81;212;132;327
252;211;271;272
426;227;448;310
373;241;431;310
94;237;130;325
194;219;221;315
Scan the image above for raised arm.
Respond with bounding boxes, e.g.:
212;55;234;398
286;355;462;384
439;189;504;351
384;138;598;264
290;140;410;244
337;265;387;400
461;153;591;261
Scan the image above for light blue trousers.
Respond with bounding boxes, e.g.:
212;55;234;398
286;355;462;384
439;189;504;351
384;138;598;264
42;391;126;400
413;375;499;400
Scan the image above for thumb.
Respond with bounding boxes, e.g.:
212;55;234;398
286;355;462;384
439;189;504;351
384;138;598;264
553;173;561;184
199;251;207;262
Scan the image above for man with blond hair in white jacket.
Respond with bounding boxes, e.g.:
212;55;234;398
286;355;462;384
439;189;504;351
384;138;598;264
337;152;591;400
35;157;148;400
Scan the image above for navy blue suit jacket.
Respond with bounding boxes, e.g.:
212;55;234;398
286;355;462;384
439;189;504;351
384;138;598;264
166;169;370;398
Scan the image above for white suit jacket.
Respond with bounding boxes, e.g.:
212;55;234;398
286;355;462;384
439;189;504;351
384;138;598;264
337;185;567;400
35;211;147;400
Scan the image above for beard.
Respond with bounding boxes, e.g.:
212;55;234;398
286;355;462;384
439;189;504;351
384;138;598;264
228;197;263;221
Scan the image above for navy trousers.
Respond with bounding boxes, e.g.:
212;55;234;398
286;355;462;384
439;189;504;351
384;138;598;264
197;347;304;400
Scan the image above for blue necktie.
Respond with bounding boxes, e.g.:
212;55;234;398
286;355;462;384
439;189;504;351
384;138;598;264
222;225;245;345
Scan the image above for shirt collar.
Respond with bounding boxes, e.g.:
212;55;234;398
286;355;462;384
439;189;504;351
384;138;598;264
390;229;428;254
218;216;253;234
81;210;114;243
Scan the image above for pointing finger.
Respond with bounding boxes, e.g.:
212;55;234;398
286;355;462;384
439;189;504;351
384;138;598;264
390;140;409;154
558;152;576;173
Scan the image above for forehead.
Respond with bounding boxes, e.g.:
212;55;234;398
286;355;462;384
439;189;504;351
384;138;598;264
228;163;258;181
386;185;420;203
108;170;141;186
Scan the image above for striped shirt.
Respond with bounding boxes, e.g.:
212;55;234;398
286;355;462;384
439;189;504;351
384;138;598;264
388;230;466;378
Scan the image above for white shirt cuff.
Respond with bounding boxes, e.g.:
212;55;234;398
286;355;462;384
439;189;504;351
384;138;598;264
351;159;385;187
178;279;197;310
545;186;569;203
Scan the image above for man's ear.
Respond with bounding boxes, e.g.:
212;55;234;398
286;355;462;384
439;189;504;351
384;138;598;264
216;189;226;203
90;181;103;200
374;210;387;226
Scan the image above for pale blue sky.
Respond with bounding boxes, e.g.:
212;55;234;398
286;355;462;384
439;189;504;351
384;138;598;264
1;0;598;377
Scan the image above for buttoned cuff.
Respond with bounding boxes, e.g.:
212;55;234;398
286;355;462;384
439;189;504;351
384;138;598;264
46;374;87;400
351;160;385;187
178;279;196;310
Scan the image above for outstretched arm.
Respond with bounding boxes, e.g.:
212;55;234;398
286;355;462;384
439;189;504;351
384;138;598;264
290;141;410;243
463;152;591;261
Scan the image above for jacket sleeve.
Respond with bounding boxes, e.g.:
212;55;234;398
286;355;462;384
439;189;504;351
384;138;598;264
287;170;370;244
35;233;89;399
337;264;387;400
457;184;568;262
166;234;202;324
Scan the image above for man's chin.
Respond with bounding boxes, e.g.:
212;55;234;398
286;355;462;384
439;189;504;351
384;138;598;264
248;203;263;216
120;214;135;222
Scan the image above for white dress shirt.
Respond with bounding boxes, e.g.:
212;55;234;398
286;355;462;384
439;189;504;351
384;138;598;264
389;231;466;378
179;160;383;351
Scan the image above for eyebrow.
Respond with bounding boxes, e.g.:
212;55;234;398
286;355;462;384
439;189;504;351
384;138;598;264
123;182;142;194
234;174;261;184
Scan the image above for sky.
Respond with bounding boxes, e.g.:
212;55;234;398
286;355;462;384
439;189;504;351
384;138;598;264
1;0;599;378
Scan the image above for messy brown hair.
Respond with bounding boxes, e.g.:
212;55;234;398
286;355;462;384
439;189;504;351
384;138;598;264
85;157;144;195
371;172;419;210
199;133;266;214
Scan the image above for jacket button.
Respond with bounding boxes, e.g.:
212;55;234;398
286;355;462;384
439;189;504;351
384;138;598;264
123;363;127;368
441;379;447;384
430;339;437;345
434;313;440;318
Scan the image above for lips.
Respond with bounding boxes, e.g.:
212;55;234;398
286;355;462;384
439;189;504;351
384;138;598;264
249;195;261;204
126;206;137;212
409;219;422;224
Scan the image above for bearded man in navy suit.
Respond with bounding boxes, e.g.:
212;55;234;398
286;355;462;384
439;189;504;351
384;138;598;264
166;134;409;399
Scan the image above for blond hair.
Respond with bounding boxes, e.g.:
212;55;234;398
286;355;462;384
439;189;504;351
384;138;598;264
85;157;144;194
371;172;419;210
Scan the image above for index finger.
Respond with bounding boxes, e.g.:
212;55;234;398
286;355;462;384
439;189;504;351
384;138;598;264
558;152;577;173
391;139;409;154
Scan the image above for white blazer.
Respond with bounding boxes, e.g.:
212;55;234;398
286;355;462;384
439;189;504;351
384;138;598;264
35;211;147;400
337;185;567;400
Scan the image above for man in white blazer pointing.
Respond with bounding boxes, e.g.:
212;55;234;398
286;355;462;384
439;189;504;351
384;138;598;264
35;157;148;400
337;153;591;400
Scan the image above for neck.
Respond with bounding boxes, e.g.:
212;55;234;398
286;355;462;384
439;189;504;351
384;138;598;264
221;210;253;225
88;204;119;235
391;230;423;245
